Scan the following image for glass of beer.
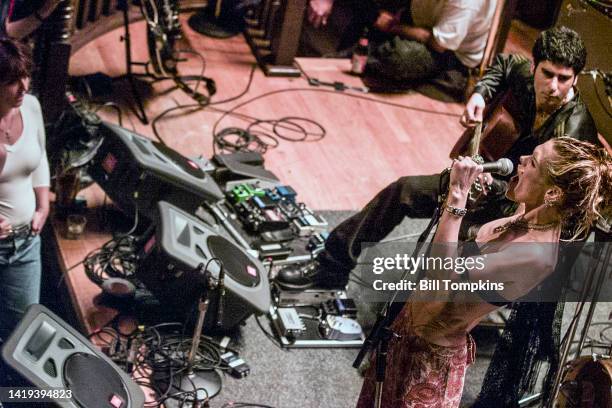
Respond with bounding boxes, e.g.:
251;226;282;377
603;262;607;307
66;214;87;240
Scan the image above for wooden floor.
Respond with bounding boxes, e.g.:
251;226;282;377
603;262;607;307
69;13;537;212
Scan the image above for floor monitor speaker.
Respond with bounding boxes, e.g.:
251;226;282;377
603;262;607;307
1;304;145;408
137;201;271;331
88;122;224;219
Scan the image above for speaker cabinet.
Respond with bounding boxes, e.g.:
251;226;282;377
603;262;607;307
88;122;224;219
137;201;271;331
1;304;144;408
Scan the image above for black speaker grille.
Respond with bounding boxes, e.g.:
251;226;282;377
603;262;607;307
207;236;260;287
63;353;129;408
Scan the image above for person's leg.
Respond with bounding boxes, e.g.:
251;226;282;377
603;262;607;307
277;175;442;289
0;236;42;341
366;37;438;85
428;51;470;100
324;174;440;263
356;328;472;407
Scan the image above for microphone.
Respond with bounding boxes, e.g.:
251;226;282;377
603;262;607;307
216;264;225;328
481;158;513;176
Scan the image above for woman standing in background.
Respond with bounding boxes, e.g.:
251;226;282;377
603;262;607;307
0;37;50;342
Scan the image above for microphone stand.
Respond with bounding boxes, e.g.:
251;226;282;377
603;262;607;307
163;264;222;408
118;0;149;124
353;169;450;408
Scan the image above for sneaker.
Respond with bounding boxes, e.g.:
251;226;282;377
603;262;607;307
275;260;322;290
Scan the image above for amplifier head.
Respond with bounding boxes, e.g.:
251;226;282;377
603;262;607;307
88;122;223;218
137;201;271;330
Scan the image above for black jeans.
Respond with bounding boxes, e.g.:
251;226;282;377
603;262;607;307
315;175;514;288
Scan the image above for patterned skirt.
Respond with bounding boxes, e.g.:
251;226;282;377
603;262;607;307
356;312;476;408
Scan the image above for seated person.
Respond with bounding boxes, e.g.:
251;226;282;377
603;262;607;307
356;137;612;407
276;26;598;290
301;0;496;96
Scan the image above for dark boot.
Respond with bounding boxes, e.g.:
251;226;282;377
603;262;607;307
275;259;322;290
275;252;353;290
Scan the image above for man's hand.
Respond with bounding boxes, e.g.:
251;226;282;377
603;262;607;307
470;173;494;203
460;93;486;128
308;0;334;28
39;0;63;19
373;10;400;33
477;173;494;195
0;216;12;239
30;208;48;235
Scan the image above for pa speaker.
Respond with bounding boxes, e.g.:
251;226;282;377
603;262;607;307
1;304;144;408
88;122;224;219
137;201;271;331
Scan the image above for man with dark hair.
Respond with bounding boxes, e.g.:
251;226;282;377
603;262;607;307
276;26;599;290
532;25;587;74
462;26;595;171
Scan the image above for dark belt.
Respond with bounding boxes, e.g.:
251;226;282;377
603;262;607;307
3;224;32;240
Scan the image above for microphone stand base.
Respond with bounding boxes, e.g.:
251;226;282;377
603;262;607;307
188;9;242;39
155;369;222;407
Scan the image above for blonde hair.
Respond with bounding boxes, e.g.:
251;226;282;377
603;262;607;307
546;137;612;240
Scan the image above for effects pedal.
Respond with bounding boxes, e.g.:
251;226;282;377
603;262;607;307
307;232;329;252
220;351;250;378
270;290;364;348
256;242;293;260
234;200;290;232
319;315;363;341
229;184;265;204
322;298;358;319
277;307;306;338
226;182;328;238
293;210;328;237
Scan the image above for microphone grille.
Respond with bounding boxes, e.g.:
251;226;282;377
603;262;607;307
499;158;514;176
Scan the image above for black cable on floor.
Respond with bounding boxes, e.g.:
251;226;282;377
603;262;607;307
149;64;258;145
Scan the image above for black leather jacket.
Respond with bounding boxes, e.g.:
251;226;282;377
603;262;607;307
473;54;599;168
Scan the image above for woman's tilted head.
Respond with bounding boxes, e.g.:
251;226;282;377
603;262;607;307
545;137;612;240
508;140;559;210
0;38;32;109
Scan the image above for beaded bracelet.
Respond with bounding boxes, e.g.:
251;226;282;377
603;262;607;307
444;204;467;217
